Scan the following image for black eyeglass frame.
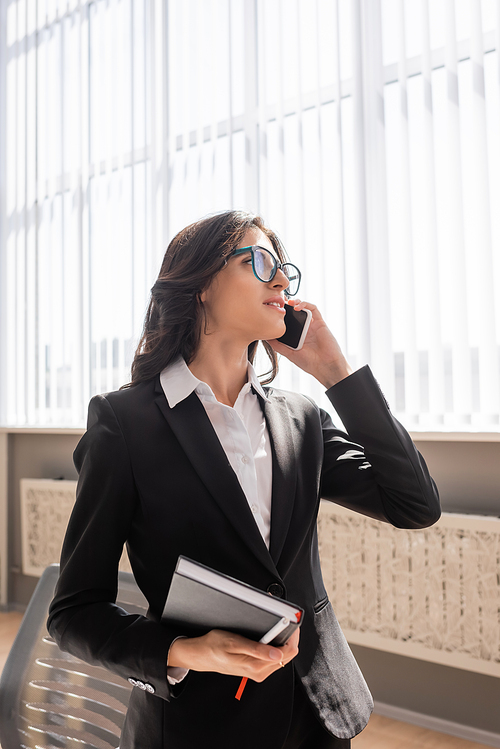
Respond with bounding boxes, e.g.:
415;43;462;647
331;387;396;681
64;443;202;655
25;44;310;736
228;245;301;297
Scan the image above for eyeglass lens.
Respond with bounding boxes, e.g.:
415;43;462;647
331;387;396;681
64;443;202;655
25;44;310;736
253;247;300;296
282;264;300;296
253;248;275;282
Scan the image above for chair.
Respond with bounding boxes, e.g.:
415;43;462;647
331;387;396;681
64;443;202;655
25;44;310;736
0;564;148;749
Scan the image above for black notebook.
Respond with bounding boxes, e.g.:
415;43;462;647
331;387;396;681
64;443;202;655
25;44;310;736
161;556;303;646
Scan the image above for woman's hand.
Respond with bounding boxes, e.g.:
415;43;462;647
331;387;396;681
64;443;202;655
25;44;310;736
167;627;300;682
267;299;353;388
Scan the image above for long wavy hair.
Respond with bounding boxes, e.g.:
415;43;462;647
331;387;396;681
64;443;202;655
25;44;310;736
126;210;287;387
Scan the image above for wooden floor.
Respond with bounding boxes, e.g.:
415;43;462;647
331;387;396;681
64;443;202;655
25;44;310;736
0;612;492;749
0;611;23;674
351;714;492;749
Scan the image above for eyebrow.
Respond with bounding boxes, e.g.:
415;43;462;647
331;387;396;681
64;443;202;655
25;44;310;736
255;244;280;259
232;244;280;262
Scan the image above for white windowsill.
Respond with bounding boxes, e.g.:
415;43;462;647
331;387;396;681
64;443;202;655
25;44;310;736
0;426;499;441
409;431;500;442
0;427;85;435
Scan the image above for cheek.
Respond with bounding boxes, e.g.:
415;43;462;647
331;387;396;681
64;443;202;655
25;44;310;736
203;267;274;330
220;274;261;311
204;281;248;324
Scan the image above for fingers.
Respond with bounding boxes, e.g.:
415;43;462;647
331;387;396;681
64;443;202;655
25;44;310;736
286;298;325;323
180;629;300;682
212;629;299;677
231;640;283;663
222;632;283;662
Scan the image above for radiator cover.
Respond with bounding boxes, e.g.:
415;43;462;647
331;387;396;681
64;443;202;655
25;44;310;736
20;478;132;577
318;502;500;677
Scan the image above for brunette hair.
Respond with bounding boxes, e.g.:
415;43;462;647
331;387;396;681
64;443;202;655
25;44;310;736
126;210;287;387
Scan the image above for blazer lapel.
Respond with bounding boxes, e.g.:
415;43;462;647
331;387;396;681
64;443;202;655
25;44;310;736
154;380;278;579
261;390;297;565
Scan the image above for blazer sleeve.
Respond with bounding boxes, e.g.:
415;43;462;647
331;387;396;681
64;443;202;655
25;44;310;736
47;394;178;702
319;364;441;530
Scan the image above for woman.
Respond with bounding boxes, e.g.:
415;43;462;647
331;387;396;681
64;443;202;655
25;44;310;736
48;210;440;749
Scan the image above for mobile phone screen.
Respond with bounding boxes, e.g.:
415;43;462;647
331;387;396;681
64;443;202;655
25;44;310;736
277;305;309;349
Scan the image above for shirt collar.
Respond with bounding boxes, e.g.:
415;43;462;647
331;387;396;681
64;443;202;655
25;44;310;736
160;357;269;409
246;360;269;402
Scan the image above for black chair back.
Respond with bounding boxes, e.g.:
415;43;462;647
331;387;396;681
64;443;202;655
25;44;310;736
0;564;148;749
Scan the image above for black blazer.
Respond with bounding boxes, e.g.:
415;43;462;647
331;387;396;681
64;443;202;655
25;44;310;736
48;364;440;749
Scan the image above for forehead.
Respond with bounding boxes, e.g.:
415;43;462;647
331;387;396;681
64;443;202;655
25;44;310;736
239;228;277;258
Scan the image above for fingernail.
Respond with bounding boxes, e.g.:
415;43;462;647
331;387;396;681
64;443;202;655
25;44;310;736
269;648;282;660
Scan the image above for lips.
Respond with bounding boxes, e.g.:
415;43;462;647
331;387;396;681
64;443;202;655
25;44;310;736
263;296;285;309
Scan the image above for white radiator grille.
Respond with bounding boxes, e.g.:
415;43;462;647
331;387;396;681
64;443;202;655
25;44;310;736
20;478;131;577
19;482;500;676
317;503;500;677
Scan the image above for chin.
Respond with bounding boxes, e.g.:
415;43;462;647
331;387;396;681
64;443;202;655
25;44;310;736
248;311;286;343
257;324;286;342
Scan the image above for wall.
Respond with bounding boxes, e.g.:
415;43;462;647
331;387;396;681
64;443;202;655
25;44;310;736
3;432;500;734
415;439;500;516
351;438;500;735
351;644;500;734
7;432;81;606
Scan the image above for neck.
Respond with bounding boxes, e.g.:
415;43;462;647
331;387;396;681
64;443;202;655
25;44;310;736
188;338;251;407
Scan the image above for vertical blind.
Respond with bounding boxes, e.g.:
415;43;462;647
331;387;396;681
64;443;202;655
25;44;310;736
1;0;499;430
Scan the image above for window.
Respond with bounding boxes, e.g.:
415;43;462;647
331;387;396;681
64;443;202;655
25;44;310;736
1;0;499;431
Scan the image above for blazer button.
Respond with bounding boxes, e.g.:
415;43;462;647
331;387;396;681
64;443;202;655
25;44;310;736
145;683;155;694
136;680;146;690
267;582;284;598
128;677;139;687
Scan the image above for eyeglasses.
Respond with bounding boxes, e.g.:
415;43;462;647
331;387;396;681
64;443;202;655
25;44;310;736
229;245;301;297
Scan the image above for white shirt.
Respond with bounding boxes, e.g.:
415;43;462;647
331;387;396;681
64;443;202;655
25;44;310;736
160;356;273;547
159;357;273;685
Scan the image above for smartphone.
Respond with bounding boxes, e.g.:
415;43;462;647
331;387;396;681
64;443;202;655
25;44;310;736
277;304;312;350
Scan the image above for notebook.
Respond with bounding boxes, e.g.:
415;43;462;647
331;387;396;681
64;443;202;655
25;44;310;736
161;556;303;646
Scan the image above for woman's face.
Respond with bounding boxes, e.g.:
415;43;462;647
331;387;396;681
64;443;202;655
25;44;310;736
200;228;289;346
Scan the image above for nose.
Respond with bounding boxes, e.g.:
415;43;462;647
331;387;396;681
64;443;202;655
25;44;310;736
271;266;289;292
